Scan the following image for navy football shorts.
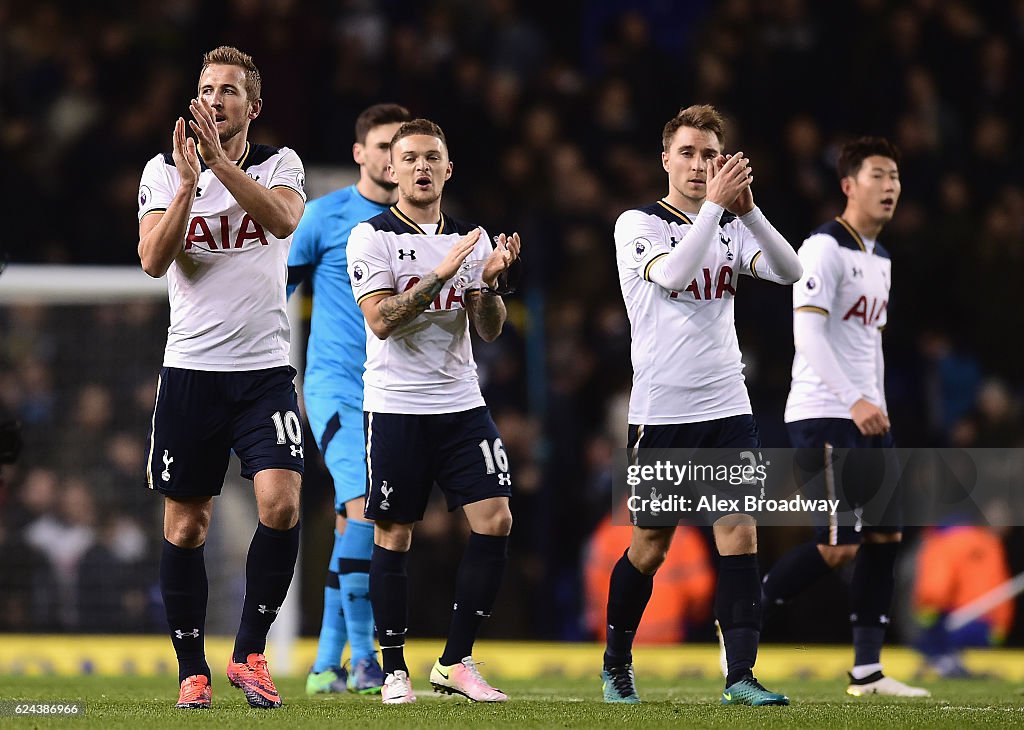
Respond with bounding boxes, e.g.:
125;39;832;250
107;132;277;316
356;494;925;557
628;414;760;452
787;417;901;544
146;365;304;497
627;414;761;527
363;406;512;523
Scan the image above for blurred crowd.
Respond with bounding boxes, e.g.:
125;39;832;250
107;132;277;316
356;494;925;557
2;0;1023;643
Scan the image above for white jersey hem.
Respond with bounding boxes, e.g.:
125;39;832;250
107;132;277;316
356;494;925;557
363;390;486;416
628;403;752;426
163;356;291;371
784;404;855;422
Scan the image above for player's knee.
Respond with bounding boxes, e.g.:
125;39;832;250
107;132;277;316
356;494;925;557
819;543;859;568
714;524;757;555
165;520;208;548
259;499;300;530
629;529;673;574
374;521;414;552
640;549;668;574
482;508;512;537
631;544;668;575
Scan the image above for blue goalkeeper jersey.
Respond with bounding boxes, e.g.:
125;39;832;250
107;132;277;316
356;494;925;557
288;185;389;406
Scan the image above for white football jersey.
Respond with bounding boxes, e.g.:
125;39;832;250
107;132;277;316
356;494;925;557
138;142;306;370
616;199;784;425
347;206;491;415
785;217;891;422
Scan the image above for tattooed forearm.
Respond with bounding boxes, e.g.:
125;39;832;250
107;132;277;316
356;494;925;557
467;291;506;342
377;273;446;333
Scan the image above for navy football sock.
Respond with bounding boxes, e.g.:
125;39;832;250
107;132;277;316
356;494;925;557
604;550;654;668
160;539;211;683
715;553;762;687
851;541;898;667
370;545;409;675
761;541;832;608
232;521;300;664
439;533;508;666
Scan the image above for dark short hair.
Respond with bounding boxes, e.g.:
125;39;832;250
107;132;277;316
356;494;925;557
837;137;901;180
390;118;447;150
662;104;726;151
201;46;261;101
355;103;412;145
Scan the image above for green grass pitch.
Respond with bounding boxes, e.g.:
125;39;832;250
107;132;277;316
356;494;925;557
3;673;1024;729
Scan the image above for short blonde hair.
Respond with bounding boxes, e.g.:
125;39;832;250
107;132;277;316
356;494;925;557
201;46;261;101
390;118;448;150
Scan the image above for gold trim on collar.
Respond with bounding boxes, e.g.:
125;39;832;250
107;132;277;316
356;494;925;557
835;217;866;252
658;200;694;225
390;206;445;235
235;141;251;168
390;206;425;234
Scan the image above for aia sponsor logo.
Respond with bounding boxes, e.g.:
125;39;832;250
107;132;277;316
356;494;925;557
403;276;464;310
843;296;887;325
669;265;736;300
184;215;269;250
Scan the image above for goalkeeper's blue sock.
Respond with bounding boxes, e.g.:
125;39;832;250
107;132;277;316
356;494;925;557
312;529;348;673
338;520;375;663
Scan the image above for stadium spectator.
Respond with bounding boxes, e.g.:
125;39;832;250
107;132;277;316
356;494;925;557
913;522;1015;678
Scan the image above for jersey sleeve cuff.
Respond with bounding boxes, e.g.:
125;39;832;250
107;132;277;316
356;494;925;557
698;201;724;220
356;287;395;305
842;391;863;410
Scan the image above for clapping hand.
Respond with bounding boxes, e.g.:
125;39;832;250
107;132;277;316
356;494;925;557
172;117;200;190
188;97;226;166
483;232;521;288
434;227;482;281
705;152;752;213
719;154;754;215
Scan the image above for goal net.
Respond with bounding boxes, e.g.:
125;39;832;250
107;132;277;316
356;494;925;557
0;265;302;670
